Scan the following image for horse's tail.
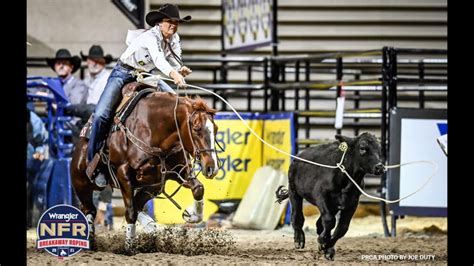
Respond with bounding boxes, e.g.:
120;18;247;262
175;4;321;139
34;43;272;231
275;185;289;204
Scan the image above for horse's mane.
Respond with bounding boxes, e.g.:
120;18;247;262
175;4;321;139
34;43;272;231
188;96;217;115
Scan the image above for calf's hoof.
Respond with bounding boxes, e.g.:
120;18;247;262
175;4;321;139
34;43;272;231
318;244;325;251
294;230;305;249
324;247;335;261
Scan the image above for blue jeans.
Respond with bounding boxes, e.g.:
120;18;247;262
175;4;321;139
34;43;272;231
106;203;114;227
87;64;135;162
87;64;175;162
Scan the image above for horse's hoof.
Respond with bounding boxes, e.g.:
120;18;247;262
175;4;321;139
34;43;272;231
182;209;202;223
86;214;95;234
124;239;137;255
324;247;335;261
143;222;159;234
88;233;98;251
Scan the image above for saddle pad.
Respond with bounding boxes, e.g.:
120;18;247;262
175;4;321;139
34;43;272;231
112;87;157;132
79;86;156;140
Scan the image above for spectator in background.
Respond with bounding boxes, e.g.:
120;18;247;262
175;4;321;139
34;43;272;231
81;45;113;105
27;110;48;228
47;49;91;144
46;49;89;105
80;44;115;232
27;110;48;162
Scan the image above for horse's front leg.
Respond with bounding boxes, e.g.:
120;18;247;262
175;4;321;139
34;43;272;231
182;177;204;223
134;187;162;234
116;164;137;247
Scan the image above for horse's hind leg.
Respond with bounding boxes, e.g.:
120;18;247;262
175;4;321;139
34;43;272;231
72;180;96;231
116;164;138;246
71;141;97;234
182;177;204;223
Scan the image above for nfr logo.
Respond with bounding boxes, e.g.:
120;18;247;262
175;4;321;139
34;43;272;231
36;204;90;258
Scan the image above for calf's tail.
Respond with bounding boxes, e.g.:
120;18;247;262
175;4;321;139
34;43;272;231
275;185;289;204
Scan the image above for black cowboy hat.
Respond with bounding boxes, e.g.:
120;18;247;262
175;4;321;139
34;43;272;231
80;45;113;64
145;3;192;27
46;49;82;73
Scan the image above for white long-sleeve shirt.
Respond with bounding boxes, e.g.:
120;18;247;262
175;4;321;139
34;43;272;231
119;26;182;76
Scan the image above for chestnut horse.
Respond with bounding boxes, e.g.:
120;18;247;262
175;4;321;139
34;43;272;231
70;90;219;245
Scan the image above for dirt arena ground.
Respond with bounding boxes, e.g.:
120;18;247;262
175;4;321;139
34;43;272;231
27;214;447;265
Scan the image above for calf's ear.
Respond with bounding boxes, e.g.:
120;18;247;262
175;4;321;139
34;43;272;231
335;134;354;145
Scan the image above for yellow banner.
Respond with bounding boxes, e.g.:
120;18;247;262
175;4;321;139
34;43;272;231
262;113;295;173
153;113;263;224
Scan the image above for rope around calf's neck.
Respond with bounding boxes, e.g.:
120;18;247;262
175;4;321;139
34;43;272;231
137;72;439;204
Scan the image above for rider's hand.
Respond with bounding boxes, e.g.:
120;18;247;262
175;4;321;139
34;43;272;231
179;66;192;77
170;70;187;88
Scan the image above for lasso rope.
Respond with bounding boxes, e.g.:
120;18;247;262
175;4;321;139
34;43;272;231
135;72;438;204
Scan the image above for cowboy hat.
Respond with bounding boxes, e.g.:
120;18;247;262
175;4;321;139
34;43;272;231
145;3;192;27
80;45;113;64
46;49;82;73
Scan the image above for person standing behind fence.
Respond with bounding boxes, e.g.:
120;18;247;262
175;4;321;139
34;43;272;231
27;110;48;164
46;49;89;105
81;45;113;105
86;3;193;188
27;110;48;228
80;44;115;231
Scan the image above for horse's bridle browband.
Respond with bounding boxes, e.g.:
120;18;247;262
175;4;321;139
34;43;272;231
187;110;219;159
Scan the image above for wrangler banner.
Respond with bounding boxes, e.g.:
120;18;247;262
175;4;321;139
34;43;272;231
261;113;295;174
150;112;294;224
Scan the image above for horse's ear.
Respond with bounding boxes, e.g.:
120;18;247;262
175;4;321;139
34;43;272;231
207;108;217;116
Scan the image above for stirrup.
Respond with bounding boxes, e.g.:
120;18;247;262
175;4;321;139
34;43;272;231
94;173;108;188
86;153;101;179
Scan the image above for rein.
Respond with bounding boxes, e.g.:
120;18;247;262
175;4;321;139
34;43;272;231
111;115;188;209
107;79;223;210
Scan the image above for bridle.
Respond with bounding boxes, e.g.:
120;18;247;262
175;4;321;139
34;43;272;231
185;110;223;175
187;110;217;157
111;102;224;210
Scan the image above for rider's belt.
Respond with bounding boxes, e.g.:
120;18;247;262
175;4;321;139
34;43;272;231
117;60;135;71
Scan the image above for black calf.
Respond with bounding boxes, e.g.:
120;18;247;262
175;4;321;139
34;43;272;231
276;132;384;260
